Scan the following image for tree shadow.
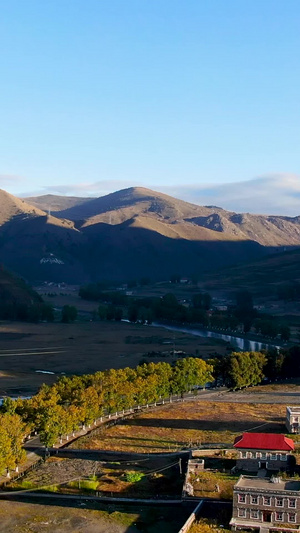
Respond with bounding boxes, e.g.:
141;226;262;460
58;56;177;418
0;494;193;532
118;417;286;432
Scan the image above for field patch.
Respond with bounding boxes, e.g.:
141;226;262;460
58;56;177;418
72;400;286;453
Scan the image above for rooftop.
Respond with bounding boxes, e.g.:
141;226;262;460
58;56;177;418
234;432;295;451
236;475;300;492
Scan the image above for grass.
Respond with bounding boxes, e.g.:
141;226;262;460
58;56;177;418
189;470;238;499
68;479;99;491
0;320;227;397
11;479;59;493
124;471;145;483
73;400;288;453
190;519;231;533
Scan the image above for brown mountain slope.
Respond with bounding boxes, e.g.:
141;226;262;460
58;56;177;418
0;189;46;224
26;187;300;247
48;187;217;222
0;190;86;282
25;194;92;212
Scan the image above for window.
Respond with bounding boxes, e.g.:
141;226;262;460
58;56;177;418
251;496;258;504
289;513;296;523
261;452;267;460
271;453;277;460
241;451;247;458
238;494;246;503
275;512;283;521
289;499;296;508
250;510;259;519
276;498;283;507
238;509;246;517
281;454;287;461
256;452;261;458
247;452;252;458
264;497;271;505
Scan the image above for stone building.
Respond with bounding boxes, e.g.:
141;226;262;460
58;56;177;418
234;433;294;472
230;475;300;532
286;406;300;434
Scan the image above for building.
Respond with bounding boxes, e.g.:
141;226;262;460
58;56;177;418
182;450;205;498
234;433;294;472
286;406;300;434
230;475;300;532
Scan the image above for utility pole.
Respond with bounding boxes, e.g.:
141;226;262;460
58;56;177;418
179;458;182;475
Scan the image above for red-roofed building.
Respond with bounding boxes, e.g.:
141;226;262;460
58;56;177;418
234;433;295;472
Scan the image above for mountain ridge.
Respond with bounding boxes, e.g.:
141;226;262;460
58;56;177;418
24;186;300;247
0;185;295;282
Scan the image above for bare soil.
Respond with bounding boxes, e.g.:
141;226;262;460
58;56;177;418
0;499;188;533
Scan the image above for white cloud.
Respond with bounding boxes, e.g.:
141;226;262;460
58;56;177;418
157;174;300;216
29;179;139;197
0;174;22;187
20;173;300;216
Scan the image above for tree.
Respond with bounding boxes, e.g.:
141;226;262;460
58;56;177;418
228;351;267;389
41;303;55;322
264;349;285;380
98;305;107;320
128;305;138;323
172;358;214;395
280;324;290;342
235;290;256;332
61;305;77;323
0;413;27;472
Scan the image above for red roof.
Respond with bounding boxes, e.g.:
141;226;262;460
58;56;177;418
234;433;294;451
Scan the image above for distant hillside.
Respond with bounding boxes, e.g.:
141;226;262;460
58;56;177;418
201;248;300;295
0;266;41;305
0;184;295;283
0;189;87;283
25;194;92;212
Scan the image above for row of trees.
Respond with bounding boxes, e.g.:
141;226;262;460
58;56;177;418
210;351;267;389
210;345;300;389
0;358;213;470
0;301;78;324
0;301;55;323
3;343;300;474
94;292;212;325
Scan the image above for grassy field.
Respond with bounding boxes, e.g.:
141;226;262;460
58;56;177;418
72;399;288;453
0;320;227;396
0;499;189;533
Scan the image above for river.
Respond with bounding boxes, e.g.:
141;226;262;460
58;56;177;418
152;322;281;352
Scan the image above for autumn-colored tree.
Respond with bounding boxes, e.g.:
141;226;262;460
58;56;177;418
172;358;214;395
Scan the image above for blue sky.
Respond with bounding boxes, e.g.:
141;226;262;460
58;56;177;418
1;0;300;212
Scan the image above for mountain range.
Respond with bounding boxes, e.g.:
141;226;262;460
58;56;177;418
0;186;299;283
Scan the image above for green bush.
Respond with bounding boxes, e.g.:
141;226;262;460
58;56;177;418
124;471;145;483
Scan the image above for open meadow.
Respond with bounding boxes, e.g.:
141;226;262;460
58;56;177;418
0;320;227;396
71;398;290;453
